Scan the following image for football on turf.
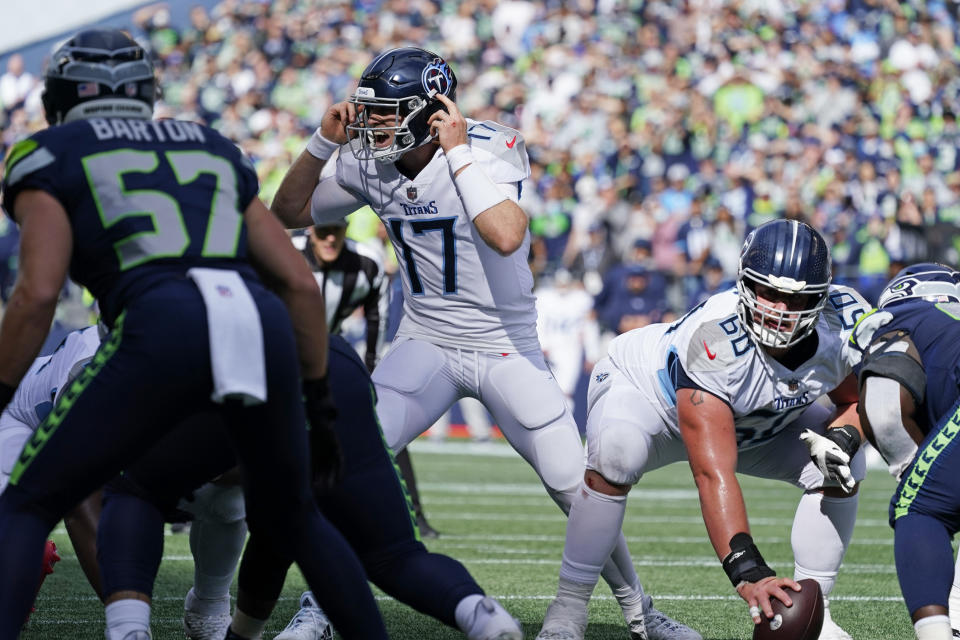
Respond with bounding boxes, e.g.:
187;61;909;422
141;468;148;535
752;579;824;640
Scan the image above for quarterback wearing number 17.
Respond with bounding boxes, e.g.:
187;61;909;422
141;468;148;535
270;47;699;639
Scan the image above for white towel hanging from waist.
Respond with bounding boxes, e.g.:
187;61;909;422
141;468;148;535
187;267;267;405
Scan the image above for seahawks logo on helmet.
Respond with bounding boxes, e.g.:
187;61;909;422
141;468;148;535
421;59;453;97
877;263;960;309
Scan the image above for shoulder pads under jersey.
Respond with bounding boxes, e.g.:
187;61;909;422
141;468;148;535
466;120;530;184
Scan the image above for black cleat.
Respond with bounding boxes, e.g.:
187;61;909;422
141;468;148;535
416;513;440;539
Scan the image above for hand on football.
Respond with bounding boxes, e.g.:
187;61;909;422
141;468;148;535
737;576;800;623
428;93;468;153
320;100;358;144
799;429;855;492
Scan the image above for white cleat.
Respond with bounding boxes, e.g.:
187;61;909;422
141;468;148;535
183;587;231;640
463;596;523;640
535;597;588;640
120;633;151;640
627;595;702;640
274;592;334;640
819;599;853;640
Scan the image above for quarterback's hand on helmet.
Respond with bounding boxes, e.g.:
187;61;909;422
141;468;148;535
799;427;859;492
429;93;468;153
303;377;343;492
319;100;358;145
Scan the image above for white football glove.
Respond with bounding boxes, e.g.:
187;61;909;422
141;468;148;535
799;428;856;493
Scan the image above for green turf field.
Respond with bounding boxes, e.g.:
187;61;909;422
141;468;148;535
25;439;911;639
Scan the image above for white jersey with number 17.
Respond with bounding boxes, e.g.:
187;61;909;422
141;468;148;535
333;119;539;353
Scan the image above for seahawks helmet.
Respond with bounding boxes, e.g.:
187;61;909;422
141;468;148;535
346;47;457;164
877;263;960;309
42;29;155;125
736;220;832;349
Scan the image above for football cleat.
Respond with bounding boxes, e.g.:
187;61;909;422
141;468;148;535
416;512;440;539
818;600;852;640
120;633;151;640
462;596;523;640
628;595;702;640
535;597;587;640
274;591;333;640
42;540;61;575
183;587;231;640
25;540;62;623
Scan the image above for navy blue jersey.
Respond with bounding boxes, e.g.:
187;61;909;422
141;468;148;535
858;300;960;430
2;117;260;323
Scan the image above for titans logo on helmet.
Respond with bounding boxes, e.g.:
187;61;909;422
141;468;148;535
421;58;452;96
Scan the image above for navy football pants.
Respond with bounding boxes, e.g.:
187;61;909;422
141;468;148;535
0;279;385;639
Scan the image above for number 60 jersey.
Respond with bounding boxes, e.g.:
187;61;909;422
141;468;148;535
2;117;260;325
330;120;539;353
607;285;871;448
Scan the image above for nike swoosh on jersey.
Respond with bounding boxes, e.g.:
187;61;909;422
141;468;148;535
505;135;517;148
703;340;717;360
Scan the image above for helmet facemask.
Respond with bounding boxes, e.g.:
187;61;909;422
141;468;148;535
346;88;438;164
737;269;829;349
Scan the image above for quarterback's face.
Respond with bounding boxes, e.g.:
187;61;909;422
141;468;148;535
366;105;400;149
310;225;346;263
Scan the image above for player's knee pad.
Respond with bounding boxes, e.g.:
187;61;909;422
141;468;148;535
187;483;246;524
515;412;584;497
590;419;650;486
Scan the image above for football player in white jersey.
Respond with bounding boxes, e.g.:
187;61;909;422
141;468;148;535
271;47;699;640
535;268;600;413
536;220;870;640
0;325;103;611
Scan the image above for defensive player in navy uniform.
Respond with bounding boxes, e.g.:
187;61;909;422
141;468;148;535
0;29;386;639
536;220;869;640
271;46;694;640
846;263;960;640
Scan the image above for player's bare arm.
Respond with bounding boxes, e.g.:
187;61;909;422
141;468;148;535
431;94;527;256
0;190;72;389
245;197;329;379
677;388;800;620
272;100;358;229
677;388;748;557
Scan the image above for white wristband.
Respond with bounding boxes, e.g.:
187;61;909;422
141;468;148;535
305;129;340;160
445;144;474;175
454;163;508;221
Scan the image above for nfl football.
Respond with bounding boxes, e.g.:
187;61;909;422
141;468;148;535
753;579;824;640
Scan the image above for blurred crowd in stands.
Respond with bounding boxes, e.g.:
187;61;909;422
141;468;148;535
2;0;960;351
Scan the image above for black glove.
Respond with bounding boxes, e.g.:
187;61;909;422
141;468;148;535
303;377;342;493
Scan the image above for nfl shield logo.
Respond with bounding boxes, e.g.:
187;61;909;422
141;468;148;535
406;186;418;201
216;285;233;297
